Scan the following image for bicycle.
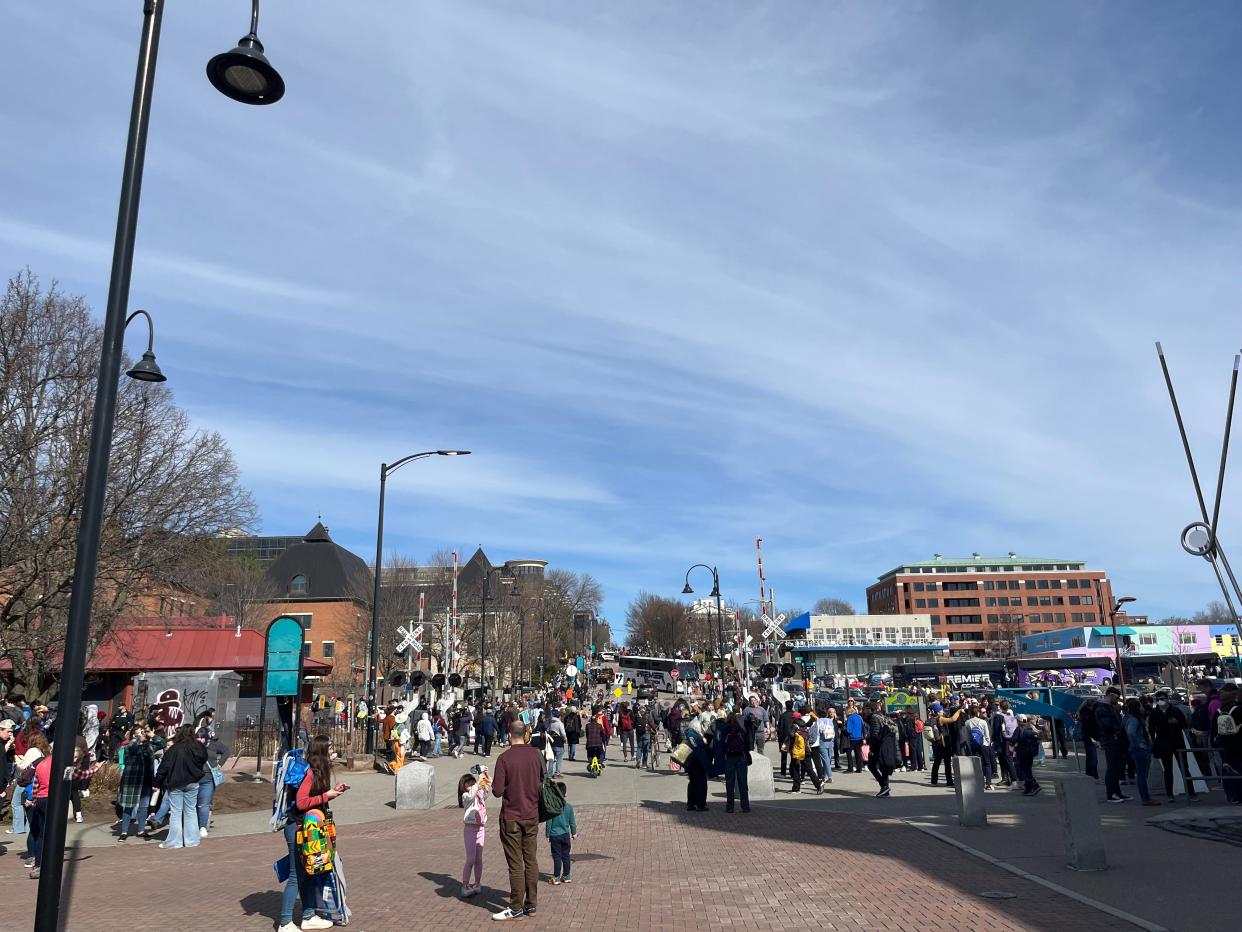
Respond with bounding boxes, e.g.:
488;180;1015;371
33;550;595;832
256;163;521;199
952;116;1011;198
648;730;669;772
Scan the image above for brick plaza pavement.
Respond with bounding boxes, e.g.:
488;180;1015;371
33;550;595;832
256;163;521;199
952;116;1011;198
1;801;1135;931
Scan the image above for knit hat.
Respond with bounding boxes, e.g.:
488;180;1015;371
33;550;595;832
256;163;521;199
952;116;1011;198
931;702;942;713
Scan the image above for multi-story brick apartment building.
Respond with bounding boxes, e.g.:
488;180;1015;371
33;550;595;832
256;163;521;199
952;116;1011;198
865;553;1116;657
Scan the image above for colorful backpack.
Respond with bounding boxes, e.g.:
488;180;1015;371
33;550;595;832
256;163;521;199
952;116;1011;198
298;808;337;875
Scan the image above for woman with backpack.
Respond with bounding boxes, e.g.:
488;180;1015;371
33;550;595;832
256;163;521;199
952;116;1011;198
278;735;350;932
617;702;636;763
562;704;581;762
866;702;898;798
722;711;751;813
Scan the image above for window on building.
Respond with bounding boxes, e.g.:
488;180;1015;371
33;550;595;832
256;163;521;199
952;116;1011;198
944;598;980;607
1071;612;1082;622
1084;612;1096;624
1082;595;1094;605
289;574;308;596
1069;596;1081;606
1055;613;1066;622
1037;596;1050;606
983;581;995;590
1217;635;1225;646
303;641;311;658
943;581;979;591
289;613;312;630
986;597;997;607
1026;597;1037;606
1051;580;1061;589
1042;613;1053;622
1053;596;1064;605
915;598;926;608
323;640;336;658
1066;579;1077;589
1024;581;1036;590
1098;635;1115;647
928;598;939;607
987;614;998;623
1071;636;1082;647
1037;579;1049;590
1179;632;1196;645
914;582;924;592
1140;633;1158;645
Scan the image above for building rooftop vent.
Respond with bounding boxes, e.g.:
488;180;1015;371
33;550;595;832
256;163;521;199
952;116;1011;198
933;553;942;560
1008;551;1017;558
972;552;981;559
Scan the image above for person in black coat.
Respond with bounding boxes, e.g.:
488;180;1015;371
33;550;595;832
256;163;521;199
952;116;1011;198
1148;690;1196;802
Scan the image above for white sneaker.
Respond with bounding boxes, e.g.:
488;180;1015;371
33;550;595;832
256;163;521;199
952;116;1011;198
199;827;208;838
277;924;300;932
492;907;526;921
302;918;334;930
74;813;83;823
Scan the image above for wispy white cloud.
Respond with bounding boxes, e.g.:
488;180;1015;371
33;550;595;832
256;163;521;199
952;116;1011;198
3;1;1241;621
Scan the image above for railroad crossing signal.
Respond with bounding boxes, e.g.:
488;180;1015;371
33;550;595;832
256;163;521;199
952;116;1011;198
396;623;424;655
761;612;787;641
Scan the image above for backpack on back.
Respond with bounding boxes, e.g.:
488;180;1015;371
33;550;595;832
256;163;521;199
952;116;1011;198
724;724;746;755
620;712;633;731
538;778;566;822
790;730;807;760
969;723;986;750
1218;705;1240;737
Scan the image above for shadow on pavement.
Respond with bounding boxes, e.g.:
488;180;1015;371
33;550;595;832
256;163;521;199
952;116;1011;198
239;889;281;923
417;871;507;912
633;798;1106;932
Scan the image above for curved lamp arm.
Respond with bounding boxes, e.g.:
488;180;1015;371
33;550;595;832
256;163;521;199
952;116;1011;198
124;309;156;354
383;448;471;478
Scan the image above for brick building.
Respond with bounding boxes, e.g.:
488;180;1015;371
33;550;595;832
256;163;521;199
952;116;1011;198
865;553;1115;657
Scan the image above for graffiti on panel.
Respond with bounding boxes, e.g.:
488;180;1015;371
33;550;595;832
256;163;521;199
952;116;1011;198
152;686;211;738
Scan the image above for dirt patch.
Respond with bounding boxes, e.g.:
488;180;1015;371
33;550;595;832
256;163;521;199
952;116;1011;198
77;769;272;824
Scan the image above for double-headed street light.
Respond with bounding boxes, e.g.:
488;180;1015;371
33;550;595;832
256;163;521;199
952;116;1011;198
37;3;281;929
366;450;470;753
683;564;725;686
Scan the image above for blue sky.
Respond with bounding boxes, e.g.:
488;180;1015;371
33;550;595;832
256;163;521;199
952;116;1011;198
3;2;1242;627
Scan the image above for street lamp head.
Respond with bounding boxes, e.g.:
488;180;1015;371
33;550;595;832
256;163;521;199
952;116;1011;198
207;34;284;105
125;350;166;383
682;583;694;595
437;450;471;456
709;584;721;598
1115;596;1137;608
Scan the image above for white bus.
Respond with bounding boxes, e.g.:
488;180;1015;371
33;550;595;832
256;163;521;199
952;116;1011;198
615;655;699;693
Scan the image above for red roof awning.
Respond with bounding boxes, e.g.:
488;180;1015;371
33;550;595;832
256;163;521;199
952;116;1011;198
86;626;332;675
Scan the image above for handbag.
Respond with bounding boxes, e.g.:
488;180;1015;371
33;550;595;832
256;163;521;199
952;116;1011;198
211;764;225;787
671;742;693;765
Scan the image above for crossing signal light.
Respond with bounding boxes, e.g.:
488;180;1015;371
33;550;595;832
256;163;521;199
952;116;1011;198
448;673;462;688
779;663;796;679
411;671;426;687
761;663;778;678
389;671;407;688
431;673;446;689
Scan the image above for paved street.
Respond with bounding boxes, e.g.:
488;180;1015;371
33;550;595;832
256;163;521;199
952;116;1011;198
3;797;1135;932
1;743;1189;931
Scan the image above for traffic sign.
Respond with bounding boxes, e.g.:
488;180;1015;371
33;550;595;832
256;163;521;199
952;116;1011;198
670;667;680;680
761;612;787;641
565;664;578;678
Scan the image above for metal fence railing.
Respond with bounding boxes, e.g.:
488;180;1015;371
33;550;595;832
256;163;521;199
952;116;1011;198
231;720;368;763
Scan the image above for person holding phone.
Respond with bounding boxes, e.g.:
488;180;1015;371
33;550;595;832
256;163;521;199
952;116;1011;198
278;735;349;932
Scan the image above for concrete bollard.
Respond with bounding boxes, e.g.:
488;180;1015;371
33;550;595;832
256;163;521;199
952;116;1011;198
748;752;775;800
1057;776;1107;871
395;760;436;810
953;755;987;827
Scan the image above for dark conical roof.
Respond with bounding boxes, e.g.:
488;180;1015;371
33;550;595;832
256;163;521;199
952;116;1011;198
263;522;371;600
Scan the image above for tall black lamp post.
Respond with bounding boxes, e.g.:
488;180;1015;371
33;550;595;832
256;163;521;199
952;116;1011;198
35;3;279;929
683;564;725;686
479;566;495;702
365;449;469;753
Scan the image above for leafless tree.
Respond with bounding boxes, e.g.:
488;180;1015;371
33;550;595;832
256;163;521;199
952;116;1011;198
0;271;256;699
812;597;856;615
179;539;278;629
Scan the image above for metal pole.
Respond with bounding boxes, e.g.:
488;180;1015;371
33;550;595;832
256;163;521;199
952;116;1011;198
714;568;725;686
1109;599;1126;693
480;569;489;703
366;463;387;754
36;4;163;928
542;618;547;685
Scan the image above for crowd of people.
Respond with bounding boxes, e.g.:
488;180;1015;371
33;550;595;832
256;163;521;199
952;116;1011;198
1;693;228;880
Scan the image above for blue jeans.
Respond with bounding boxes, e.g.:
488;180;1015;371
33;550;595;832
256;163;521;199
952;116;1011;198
638;733;652;768
568;741;577;761
724;754;750;811
165;783;200;848
153;790;171;825
29;799;47;866
12;795;28;833
820;740;834;780
197;771;216;830
553;744;565;775
120;792;151;836
281;820;326;924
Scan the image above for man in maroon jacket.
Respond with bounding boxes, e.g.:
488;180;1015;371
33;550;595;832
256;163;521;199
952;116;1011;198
491;721;544;920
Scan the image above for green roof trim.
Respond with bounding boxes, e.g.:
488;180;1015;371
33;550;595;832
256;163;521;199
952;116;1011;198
875;556;1089;581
